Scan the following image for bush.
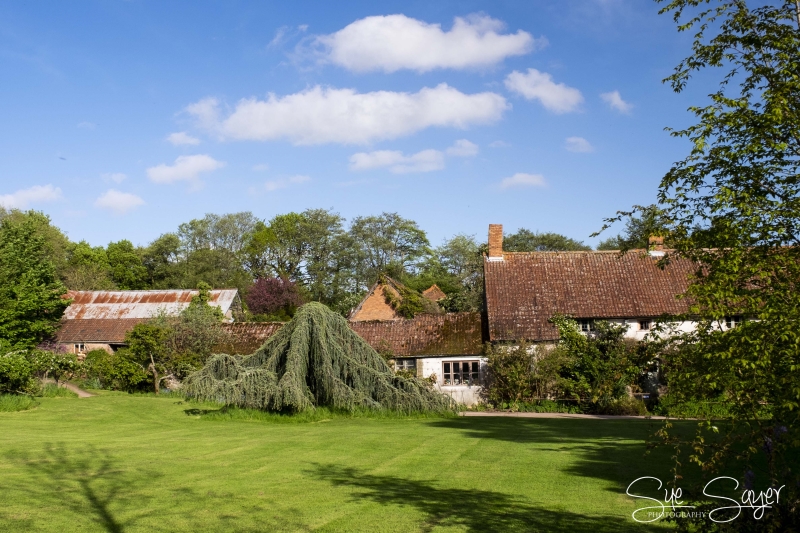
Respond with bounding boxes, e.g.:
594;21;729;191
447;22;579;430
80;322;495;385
651;394;734;419
0;351;37;394
595;397;648;416
485;343;533;407
29;350;79;384
83;348;148;392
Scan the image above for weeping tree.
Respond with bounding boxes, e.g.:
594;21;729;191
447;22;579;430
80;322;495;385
183;302;454;413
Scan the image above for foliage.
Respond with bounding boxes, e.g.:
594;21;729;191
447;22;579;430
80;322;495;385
0;394;38;412
652;394;734;419
0;350;37;394
595;205;669;251
485;343;534;407
595;396;648;416
245;277;304;319
549;316;647;407
0;214;69;348
106;240;148;289
348;212;431;290
597;1;800;528
29;351;79;385
422;234;485;312
504;229;590;252
82;348;149;392
39;383;78;398
184;302;454;413
380;279;436;319
125;322;170;393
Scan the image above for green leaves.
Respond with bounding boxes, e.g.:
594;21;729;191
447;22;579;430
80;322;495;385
0;215;68;348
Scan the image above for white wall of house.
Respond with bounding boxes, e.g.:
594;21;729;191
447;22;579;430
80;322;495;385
417;356;488;406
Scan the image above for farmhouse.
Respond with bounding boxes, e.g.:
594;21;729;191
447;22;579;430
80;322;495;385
483;224;697;344
55;289;242;355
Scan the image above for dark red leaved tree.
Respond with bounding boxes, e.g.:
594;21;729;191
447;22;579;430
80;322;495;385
245;277;304;317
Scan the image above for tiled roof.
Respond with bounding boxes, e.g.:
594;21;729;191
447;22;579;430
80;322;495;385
422;284;447;301
56;318;148;343
219;322;286;354
484;251;695;342
350;313;483;356
63;289;239;319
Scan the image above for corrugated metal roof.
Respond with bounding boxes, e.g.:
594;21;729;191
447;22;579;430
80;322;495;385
63;289;239;320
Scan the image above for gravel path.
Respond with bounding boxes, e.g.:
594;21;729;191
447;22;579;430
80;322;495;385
42;379;94;398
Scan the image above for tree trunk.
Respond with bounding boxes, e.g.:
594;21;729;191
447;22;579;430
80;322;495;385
149;353;159;394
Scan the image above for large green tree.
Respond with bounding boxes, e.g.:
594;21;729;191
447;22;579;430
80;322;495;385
632;1;800;528
0;214;69;347
503;229;590;252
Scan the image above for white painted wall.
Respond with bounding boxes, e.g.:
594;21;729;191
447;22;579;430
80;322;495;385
418;356;488;406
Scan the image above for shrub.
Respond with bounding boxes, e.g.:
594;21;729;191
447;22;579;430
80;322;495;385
595;397;648;416
485;343;533;407
39;383;78;398
0;351;37;394
29;350;79;384
83;348;148;392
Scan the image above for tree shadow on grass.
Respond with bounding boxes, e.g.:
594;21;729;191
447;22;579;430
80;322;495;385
426;417;700;494
5;443;161;532
308;463;645;533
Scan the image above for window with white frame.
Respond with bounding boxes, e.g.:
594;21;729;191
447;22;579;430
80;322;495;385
394;358;416;372
639;320;651;331
73;343;86;353
578;319;595;332
442;360;480;386
725;316;742;329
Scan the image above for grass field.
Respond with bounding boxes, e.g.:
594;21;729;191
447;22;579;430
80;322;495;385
0;393;686;532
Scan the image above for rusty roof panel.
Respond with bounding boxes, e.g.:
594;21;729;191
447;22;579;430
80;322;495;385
484;251;695;342
63;289;239;320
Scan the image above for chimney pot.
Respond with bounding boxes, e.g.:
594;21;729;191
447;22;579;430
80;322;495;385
648;235;665;256
488;224;504;261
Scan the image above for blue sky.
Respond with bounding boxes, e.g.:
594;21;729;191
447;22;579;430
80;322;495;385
0;0;710;248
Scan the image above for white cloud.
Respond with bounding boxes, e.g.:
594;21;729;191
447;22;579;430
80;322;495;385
446;139;479;157
186;84;508;145
564;136;594;153
252;163;270;172
0;184;62;209
505;69;583;113
349;149;445;174
93;189;144;215
264;175;311;192
314;14;541;73
77;121;96;129
499;173;547;189
166;132;201;146
600;90;633;113
102;172;127;184
146;154;225;185
489;140;510;148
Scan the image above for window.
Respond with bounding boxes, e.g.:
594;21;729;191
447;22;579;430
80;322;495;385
73;343;86;353
639;320;651;331
395;358;416;372
442;360;480;386
578;319;595;332
725;316;742;329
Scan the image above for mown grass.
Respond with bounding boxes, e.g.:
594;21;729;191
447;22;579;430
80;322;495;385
0;393;704;532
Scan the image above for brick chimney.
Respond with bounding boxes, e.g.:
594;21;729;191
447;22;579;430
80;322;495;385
488;224;504;261
648;235;664;257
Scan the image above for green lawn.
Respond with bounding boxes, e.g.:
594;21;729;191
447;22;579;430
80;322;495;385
0;394;683;532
